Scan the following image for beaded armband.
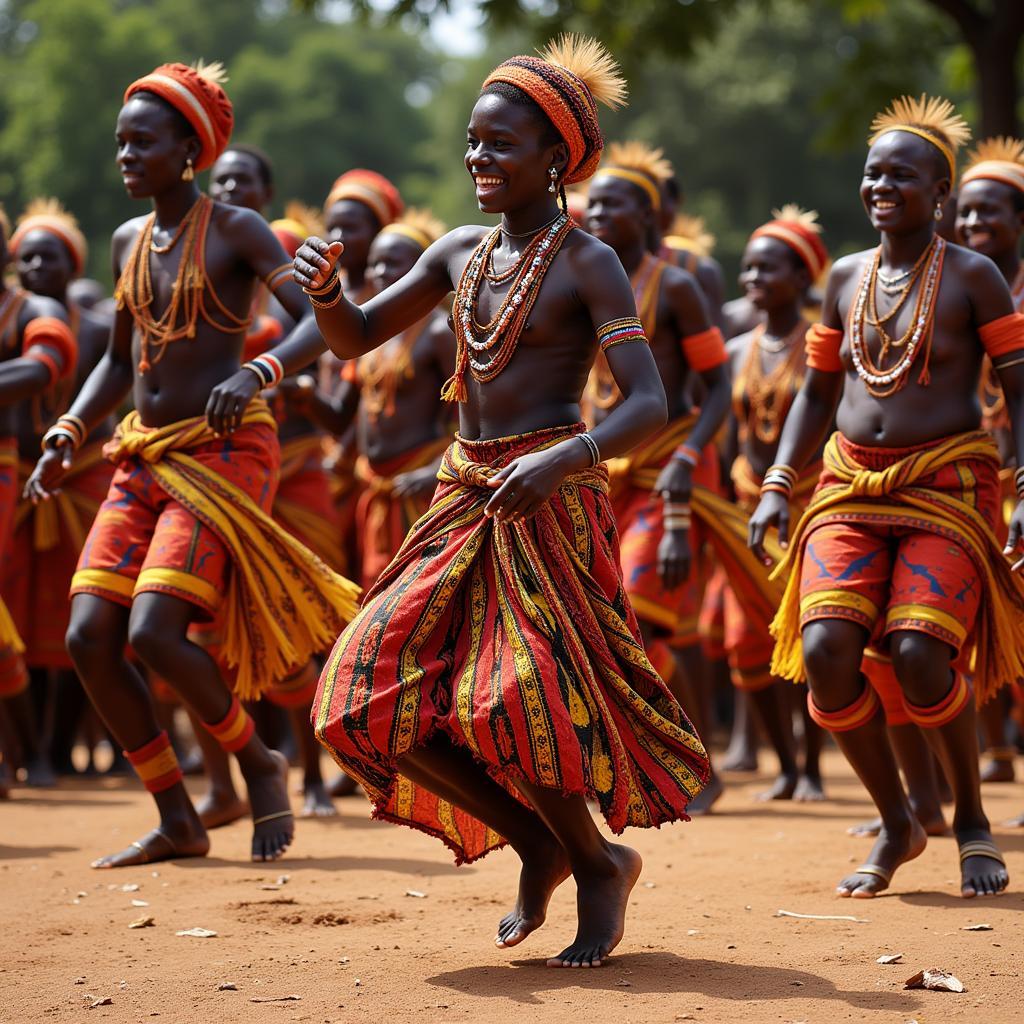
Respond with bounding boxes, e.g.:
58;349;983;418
242;353;285;390
597;317;647;353
41;413;87;453
760;463;798;499
303;268;342;309
663;500;692;532
672;443;701;467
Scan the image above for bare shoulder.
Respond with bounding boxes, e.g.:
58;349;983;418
943;240;1004;286
79;306;111;344
828;248;873;287
660;260;703;303
211;201;272;240
21;292;67;323
111;214;150;255
563;228;622;276
434;224;488;259
726;327;756;360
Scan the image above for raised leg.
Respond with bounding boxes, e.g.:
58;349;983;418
802;620;926;898
890;631;1008;898
396;736;570;949
65;594;209;867
127;592;293;862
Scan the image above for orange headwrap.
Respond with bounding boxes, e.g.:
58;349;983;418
324;170;404;228
751;206;829;280
10;198;88;276
482;35;627;187
124;61;234;172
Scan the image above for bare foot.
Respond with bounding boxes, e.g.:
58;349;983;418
496;838;571;949
687;773;723;816
91;818;209;869
1003;810;1024;828
546;844;643;968
247;750;294;862
980;757;1015;784
720;746;758;773
300;781;338;819
196;790;250;830
847;809;948;838
958;830;1009;898
24;757;57;788
836;819;926;898
327;772;359;797
756;770;797;802
793;773;826;802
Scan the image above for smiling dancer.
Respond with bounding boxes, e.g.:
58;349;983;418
296;36;711;967
26;60;359;867
750;95;1024;899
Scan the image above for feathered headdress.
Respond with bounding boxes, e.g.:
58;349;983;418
868;94;970;182
961;136;1024;195
595;140;673;210
664;214;716;258
380;207;446;252
483;34;627;186
750;204;828;279
10;197;88;275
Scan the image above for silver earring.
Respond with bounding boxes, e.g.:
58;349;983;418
548;167;558;193
934;205;943;221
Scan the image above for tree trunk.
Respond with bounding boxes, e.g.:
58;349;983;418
971;27;1020;137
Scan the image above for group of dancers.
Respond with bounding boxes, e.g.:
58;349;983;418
2;34;1023;968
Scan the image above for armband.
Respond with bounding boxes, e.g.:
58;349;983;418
22;317;77;385
805;323;844;373
979;312;1024;359
681;327;728;372
596;317;646;353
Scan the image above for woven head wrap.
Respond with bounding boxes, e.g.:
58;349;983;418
750;205;829;280
325;170;404;228
124;61;234;172
482;35;627;186
868;94;970;185
961;137;1024;196
10;198;87;276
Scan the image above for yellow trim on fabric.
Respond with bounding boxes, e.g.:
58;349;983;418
136;567;220;612
885;602;967;643
72;568;136;600
800;588;880;623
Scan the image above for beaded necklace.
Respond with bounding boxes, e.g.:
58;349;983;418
849;236;946;398
586;252;664;411
357;315;433;423
736;319;807;444
115;193;253;374
442;213;573;400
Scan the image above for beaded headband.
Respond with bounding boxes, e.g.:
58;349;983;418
868;95;970;184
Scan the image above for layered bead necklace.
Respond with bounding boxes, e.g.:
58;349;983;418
849;236;946;398
358;314;433;423
441;213;574;401
738;319;807;444
116;194;253;374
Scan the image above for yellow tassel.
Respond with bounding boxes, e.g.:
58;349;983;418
439;371;467;404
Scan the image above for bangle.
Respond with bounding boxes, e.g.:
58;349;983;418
1015;466;1024;499
242;354;285;390
673;443;700;467
41;426;77;453
576;432;601;467
42;414;87;452
761;463;797;499
308;287;343;310
302;268;339;296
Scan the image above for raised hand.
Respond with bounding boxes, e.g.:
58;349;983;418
294;237;344;292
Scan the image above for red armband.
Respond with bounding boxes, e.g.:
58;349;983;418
243;316;284;361
340;361;360;386
979;312;1024;359
681;327;727;372
805;323;843;373
22;317;77;386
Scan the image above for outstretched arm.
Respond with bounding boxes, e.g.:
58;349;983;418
293;229;470;359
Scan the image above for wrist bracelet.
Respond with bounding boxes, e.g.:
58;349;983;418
673;443;700;468
242;354;285;390
41;426;78;453
761;463;797;499
307;282;343;310
1015;466;1024;499
576;432;601;467
302;268;340;297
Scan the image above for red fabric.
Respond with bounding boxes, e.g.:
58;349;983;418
861;653;911;726
314;423;711;864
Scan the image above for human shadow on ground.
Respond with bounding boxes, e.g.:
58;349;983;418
172;852;468;877
897;889;1024;910
427;951;915;1011
0;843;77;860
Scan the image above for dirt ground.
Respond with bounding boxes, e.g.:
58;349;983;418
2;749;1022;1024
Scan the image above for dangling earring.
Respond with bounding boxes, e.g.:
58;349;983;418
934;204;943;221
181;158;195;182
548;167;558;193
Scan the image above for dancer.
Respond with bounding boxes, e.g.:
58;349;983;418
296;37;711;966
0;204;75;787
750;95;1022;898
26;60;358;867
6;200;116;780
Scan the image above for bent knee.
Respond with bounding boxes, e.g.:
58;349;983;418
66;611;124;669
126;615;180;670
890;630;954;701
801;620;865;690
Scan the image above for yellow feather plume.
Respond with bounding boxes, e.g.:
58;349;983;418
283;201;324;239
606;141;674;183
19;196;81;234
965;136;1024;172
770;204;823;235
869;94;970;152
539;34;627;110
0;203;10;242
191;59;228;86
393;207;447;247
670;214;716;256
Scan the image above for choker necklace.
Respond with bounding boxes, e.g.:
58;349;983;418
500;212;562;238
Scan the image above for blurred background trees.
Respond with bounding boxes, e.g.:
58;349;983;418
1;0;1020;288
